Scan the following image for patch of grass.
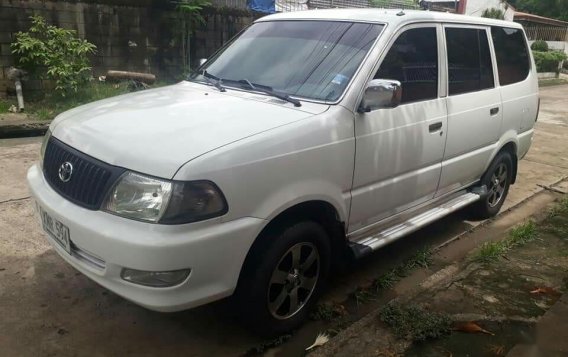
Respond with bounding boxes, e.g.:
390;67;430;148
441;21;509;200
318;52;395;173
538;78;568;87
379;303;451;342
33;107;54;121
372;270;399;291
545;197;568;219
24;80;167;121
550;197;568;217
351;287;376;306
0;99;11;113
243;334;292;356
309;302;346;322
405;247;434;269
474;241;509;263
473;221;538;263
508;221;538;247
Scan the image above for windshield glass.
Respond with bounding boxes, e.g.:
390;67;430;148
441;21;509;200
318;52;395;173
189;21;383;102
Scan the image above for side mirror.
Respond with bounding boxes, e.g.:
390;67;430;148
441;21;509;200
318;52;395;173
198;58;208;66
358;79;402;113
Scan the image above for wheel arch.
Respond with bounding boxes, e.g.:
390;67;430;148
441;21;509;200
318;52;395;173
236;200;347;290
500;141;518;184
485;135;519;185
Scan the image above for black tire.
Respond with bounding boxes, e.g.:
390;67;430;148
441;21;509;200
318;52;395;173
470;151;513;219
235;220;331;336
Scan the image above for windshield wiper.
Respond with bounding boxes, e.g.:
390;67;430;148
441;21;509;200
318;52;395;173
237;79;301;107
198;70;226;92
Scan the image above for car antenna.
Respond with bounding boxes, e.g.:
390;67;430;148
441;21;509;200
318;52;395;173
397;9;405;16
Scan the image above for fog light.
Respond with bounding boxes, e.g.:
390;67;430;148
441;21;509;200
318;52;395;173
121;268;190;287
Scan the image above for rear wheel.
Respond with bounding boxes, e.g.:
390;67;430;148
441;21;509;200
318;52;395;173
470;151;513;219
235;221;331;336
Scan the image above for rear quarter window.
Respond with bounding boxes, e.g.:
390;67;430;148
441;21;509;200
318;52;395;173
491;26;531;86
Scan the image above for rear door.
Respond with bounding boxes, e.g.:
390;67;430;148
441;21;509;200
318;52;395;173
436;25;503;197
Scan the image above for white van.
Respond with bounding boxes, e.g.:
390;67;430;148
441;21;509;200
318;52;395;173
28;9;538;334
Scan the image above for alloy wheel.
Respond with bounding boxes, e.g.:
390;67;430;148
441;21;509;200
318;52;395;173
487;163;508;208
267;242;320;320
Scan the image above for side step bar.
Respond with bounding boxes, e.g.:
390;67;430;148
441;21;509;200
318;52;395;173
349;192;481;259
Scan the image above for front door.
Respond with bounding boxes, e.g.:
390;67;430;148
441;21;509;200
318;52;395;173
349;24;448;233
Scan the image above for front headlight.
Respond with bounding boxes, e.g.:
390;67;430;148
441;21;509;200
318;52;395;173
103;172;227;224
103;172;173;223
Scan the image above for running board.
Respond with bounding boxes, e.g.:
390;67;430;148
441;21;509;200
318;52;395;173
349;192;481;259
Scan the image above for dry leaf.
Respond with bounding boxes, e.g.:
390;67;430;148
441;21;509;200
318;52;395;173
305;332;330;351
530;287;560;296
453;321;495;336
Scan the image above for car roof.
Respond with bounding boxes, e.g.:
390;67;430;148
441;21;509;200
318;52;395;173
256;9;523;29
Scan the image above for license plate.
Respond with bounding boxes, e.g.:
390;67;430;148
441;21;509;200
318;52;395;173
39;206;71;254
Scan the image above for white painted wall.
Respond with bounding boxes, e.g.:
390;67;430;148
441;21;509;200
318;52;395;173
465;0;515;21
528;40;568;55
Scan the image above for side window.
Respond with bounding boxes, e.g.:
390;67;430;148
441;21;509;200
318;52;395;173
491;26;530;86
446;28;494;96
375;27;438;104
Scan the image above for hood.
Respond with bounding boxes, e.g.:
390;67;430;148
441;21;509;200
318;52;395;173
51;82;328;178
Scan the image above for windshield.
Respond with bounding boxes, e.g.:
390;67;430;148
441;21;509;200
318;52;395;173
189;21;383;102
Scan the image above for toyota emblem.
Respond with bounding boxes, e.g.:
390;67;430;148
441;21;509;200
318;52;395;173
58;162;73;183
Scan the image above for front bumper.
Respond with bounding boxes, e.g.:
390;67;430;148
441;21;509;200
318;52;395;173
27;164;265;312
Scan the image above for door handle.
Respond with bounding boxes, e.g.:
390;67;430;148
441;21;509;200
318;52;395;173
429;122;443;132
490;107;500;115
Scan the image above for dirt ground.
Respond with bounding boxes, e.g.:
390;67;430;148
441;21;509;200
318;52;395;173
1;85;568;356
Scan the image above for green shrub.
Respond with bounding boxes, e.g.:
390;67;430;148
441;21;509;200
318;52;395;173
533;50;567;73
370;0;417;8
531;40;549;52
481;8;505;19
11;15;97;96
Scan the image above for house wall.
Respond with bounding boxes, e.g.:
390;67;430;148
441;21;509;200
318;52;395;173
464;0;514;21
0;0;255;97
528;40;568;55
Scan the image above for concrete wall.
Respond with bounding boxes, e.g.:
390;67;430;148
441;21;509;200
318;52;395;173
528;40;568;55
0;0;255;96
464;0;515;21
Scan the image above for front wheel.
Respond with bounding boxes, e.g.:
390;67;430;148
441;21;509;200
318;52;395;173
235;221;331;336
470;151;513;219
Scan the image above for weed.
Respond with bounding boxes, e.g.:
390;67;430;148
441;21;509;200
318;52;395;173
395;247;434;277
508;221;538;247
25;81;139;120
34;108;54;121
379;303;451;342
546;197;568;218
372;270;398;291
0;99;11;113
474;241;508;263
309;302;346;322
408;247;434;269
351;287;375;306
243;334;292;355
473;221;538;263
542;223;568;238
561;197;568;212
